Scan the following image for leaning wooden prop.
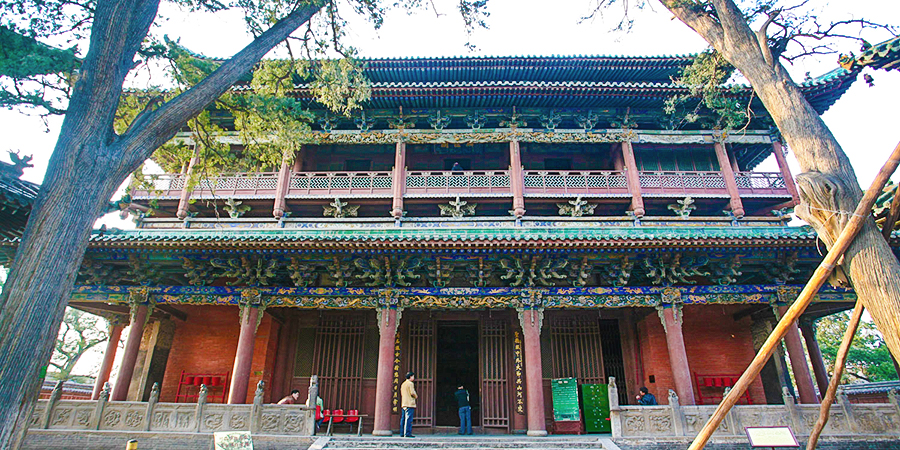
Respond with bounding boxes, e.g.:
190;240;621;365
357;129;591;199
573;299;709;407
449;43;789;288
688;140;900;450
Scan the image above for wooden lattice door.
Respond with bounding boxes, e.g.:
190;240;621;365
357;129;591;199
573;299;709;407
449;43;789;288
480;319;510;430
311;315;365;410
406;318;435;427
549;316;605;384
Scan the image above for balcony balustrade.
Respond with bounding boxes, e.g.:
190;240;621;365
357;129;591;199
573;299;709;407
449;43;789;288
638;171;728;196
287;171;393;197
523;170;628;196
131;169;791;202
405;170;511;196
734;171;788;196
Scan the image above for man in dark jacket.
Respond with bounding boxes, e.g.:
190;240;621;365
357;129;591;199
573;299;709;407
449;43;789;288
636;386;658;405
455;384;472;435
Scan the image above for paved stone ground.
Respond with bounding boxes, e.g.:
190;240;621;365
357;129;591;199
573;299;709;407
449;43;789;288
613;437;900;450
22;430;900;450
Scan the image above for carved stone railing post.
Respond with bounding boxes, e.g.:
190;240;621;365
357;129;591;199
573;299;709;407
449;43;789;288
608;377;622;438
195;384;208;432
889;389;900;419
837;388;858;433
307;375;319;407
145;382;158;431
668;389;685;437
40;380;64;429
250;380;265;434
782;387;802;431
91;382;110;430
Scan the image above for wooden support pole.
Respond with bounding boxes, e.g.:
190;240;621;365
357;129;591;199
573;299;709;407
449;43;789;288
391;142;407;219
509;140;526;218
373;308;399;436
176;147;201;220
111;305;148;401
620;141;645;217
882;183;900;241
807;302;864;449
713;141;745;218
228;304;260;404
799;319;830;399
93;322;124;400
772;141;801;205
688;140;900;450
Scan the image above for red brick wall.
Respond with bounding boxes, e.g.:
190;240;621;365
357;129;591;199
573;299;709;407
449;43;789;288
160;305;280;404
637;305;766;405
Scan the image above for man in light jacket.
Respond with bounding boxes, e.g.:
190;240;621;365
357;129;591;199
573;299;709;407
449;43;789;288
400;371;417;438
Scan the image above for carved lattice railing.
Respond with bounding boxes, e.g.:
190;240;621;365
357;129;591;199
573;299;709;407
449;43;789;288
638;171;728;196
131;174;186;198
523;170;628;196
405;170;511;196
287;171;393;197
734;172;789;196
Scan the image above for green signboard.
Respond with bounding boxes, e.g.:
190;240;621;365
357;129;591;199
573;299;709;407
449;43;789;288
551;377;581;421
581;384;611;433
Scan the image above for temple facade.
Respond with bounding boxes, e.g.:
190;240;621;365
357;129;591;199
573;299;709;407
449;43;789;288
17;52;882;437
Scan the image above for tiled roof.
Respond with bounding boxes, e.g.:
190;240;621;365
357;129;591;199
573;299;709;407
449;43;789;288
0;160;40;239
3;225;825;251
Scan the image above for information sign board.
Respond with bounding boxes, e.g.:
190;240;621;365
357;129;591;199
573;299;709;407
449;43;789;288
745;426;800;448
551;377;580;421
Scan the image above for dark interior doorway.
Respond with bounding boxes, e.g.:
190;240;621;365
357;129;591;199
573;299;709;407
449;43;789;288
435;322;480;427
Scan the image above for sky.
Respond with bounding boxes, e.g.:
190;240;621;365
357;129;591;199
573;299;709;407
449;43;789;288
1;1;898;377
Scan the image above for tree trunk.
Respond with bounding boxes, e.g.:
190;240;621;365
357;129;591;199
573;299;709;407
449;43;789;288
662;0;900;362
0;2;322;446
0;143;124;449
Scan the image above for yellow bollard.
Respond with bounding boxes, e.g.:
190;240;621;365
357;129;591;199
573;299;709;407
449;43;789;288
125;439;137;450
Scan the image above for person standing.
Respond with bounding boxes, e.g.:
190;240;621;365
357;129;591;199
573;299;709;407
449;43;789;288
454;384;472;435
400;371;417;438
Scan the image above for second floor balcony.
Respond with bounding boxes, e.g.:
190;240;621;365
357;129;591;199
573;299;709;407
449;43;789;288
135;169;790;200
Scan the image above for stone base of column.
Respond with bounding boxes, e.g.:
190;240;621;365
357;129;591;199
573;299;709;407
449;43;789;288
371;429;393;436
527;430;548;437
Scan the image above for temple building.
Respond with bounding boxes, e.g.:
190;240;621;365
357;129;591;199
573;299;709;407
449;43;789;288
11;47;898;437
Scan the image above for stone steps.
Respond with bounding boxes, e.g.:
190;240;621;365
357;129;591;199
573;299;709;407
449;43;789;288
322;436;610;450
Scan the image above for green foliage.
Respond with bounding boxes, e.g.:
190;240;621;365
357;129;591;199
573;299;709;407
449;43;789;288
664;50;749;131
816;312;899;383
0;25;78;113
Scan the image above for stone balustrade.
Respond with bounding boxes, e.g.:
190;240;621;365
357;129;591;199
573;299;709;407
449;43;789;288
29;381;314;436
607;378;900;440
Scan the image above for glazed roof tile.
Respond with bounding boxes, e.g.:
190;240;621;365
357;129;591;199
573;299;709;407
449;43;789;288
25;225;828;251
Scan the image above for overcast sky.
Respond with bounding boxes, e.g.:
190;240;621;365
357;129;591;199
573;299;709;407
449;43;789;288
2;0;897;379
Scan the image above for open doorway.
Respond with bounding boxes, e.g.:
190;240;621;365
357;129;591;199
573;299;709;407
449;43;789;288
435;322;480;427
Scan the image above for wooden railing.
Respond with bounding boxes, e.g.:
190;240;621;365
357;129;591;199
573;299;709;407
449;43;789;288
734;172;788;196
638;171;728;196
131;169;790;201
405;170;511;196
523;170;628;196
287;171;392;197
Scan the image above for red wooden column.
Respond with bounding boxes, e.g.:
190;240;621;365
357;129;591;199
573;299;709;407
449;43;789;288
620;141;645;217
509;140;526;218
659;301;695;405
176;147;200;220
111;291;151;401
228;290;262;404
799;319;830;399
713;140;745;217
772;140;801;205
391;142;407;219
270;316;294;398
373;307;400;436
93;320;125;400
778;306;818;404
518;307;547;436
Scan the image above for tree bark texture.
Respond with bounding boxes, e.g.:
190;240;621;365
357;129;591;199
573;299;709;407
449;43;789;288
0;1;321;448
663;0;900;364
